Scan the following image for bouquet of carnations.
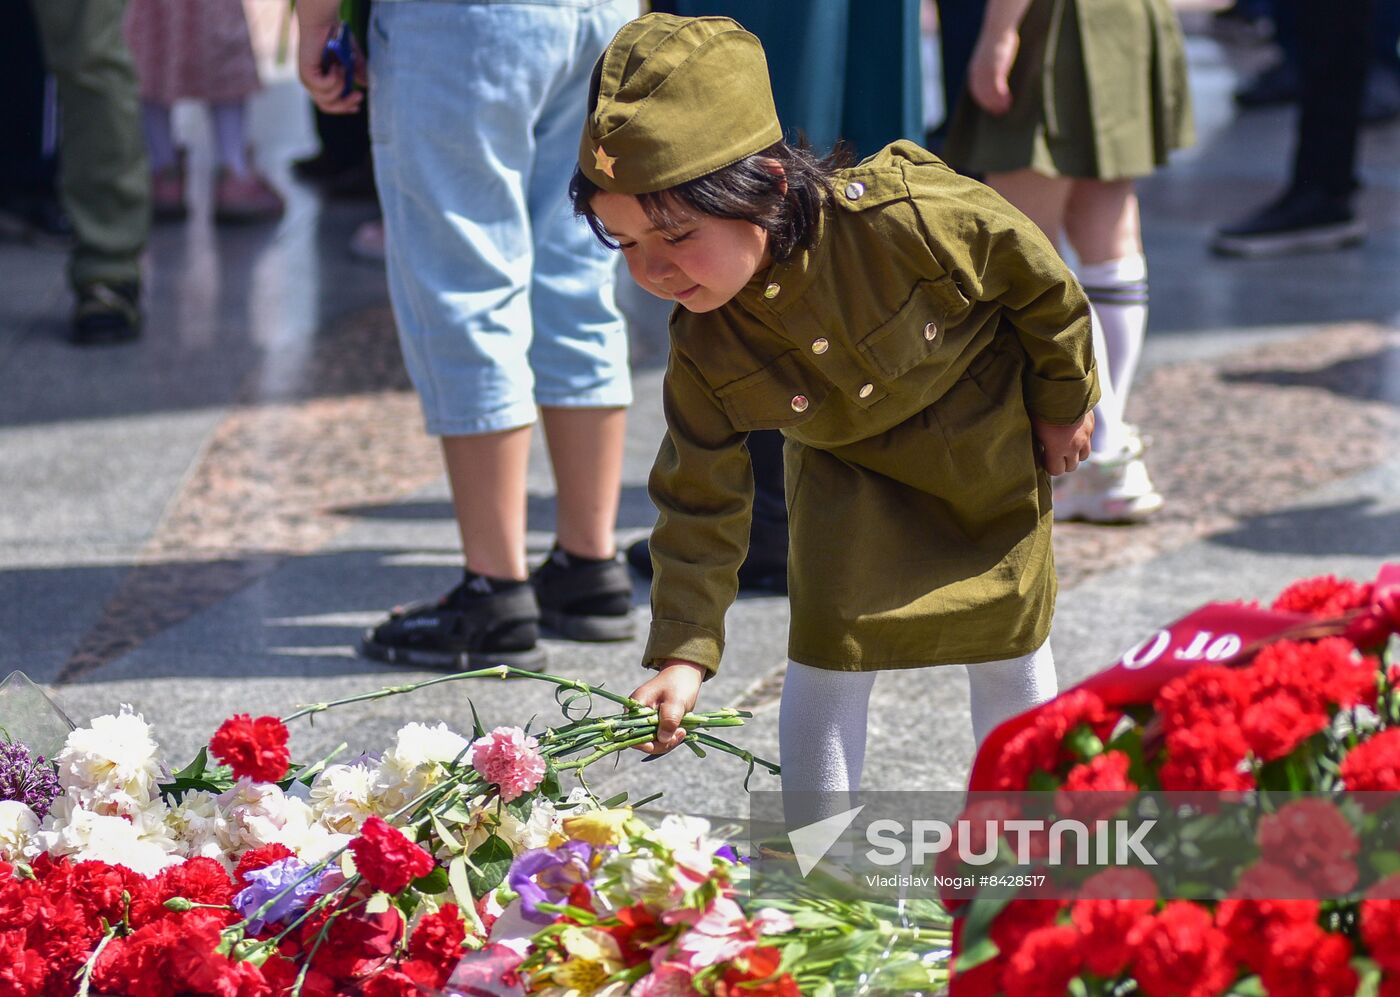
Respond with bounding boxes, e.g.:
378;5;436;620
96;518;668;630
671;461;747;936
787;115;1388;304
0;667;777;997
948;565;1400;997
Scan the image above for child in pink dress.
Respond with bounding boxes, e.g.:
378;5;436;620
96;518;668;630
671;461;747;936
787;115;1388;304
124;0;284;222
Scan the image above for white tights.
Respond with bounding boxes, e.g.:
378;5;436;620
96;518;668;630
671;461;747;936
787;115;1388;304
777;643;1058;798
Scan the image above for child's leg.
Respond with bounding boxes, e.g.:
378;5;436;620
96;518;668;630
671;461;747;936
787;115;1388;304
964;642;1058;748
141;101;177;172
779;661;877;797
1065;180;1148;411
210;101;249;176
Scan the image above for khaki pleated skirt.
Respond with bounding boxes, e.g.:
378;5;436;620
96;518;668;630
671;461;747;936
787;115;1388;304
942;0;1194;181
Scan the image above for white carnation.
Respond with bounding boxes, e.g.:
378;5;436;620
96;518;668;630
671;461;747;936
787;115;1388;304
0;801;39;861
38;793;182;876
310;762;379;834
374;723;470;812
55;707;166;809
166;790;232;866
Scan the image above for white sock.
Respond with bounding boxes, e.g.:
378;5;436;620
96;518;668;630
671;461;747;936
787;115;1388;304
1085;304;1129;456
141;102;177;172
1078;254;1149;412
211;102;249;175
965;642;1058;748
779;661;876;827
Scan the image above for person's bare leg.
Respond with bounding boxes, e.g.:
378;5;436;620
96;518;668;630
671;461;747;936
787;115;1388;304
1063;179;1142;264
442;427;533;581
985;168;1073;246
540;406;627;559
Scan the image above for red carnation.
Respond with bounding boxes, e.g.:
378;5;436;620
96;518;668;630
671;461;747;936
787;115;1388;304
235;843;297;887
210;714;291;783
1272;575;1373;618
991;690;1118;791
1362;874;1400;973
598;902;667;967
1128;901;1235;997
349;816;436;895
1258;923;1357;997
406;904;469;987
362;970;420;997
1217;863;1321;972
1070;869;1157;977
130;856;237;927
1001;924;1083;996
1341;728;1400;793
1159;725;1253;792
1057;750;1138;823
1383;976;1400;997
1256;800;1358;896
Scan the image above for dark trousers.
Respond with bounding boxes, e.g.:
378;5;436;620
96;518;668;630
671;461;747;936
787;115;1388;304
1293;0;1371;199
1;0;57;195
311;104;371;171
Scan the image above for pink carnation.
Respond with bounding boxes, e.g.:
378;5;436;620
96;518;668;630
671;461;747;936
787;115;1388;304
470;726;546;803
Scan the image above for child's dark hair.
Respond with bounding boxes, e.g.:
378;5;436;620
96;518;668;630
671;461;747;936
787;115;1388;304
570;139;853;263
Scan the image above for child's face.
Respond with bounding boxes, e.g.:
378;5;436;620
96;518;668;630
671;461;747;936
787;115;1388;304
590;192;771;313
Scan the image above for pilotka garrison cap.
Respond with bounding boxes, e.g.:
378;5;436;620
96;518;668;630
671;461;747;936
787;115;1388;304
578;13;783;195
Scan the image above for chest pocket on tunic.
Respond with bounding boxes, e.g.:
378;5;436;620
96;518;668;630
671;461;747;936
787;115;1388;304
715;350;829;432
856;274;970;382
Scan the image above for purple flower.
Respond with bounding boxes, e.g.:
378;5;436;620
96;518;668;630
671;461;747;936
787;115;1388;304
506;840;594;924
0;740;61;820
232;856;328;932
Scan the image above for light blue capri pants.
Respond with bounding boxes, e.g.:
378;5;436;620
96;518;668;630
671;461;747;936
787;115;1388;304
369;0;637;436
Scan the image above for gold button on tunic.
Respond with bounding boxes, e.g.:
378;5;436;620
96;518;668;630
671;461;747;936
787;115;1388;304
643;143;1099;677
812;338;830;355
763;282;781;299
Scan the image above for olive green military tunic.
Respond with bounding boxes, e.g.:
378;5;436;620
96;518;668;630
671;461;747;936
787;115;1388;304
642;141;1099;677
942;0;1193;180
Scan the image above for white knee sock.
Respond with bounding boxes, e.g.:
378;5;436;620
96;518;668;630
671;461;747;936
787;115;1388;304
1078;254;1149;414
779;661;877;827
1085;305;1130;456
141;102;177;172
211;102;249;176
965;642;1059;748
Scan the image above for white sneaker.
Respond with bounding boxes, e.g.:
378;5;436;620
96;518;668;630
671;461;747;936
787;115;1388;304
1053;429;1164;524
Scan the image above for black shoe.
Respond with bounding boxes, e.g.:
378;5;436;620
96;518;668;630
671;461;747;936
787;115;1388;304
625;537;789;595
530;546;635;641
291;150;360;181
1233;60;1299;107
1211;188;1366;258
71;281;142;346
360;574;547;671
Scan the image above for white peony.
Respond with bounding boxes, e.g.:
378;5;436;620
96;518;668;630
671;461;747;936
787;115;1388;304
55;707;166;809
37;793;182;876
217;779;350;862
0;801;39;861
310;762;379;834
374;722;470;812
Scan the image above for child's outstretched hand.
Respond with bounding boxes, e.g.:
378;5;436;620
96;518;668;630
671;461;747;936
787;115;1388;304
1032;412;1095;475
630;660;705;756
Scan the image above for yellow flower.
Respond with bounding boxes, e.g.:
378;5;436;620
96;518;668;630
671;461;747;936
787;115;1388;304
563;808;634;847
545;926;625;997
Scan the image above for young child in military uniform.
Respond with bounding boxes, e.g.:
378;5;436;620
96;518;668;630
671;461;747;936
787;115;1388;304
570;13;1098;798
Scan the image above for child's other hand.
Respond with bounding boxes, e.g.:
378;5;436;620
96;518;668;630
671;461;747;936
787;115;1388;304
1032;412;1094;475
969;29;1019;115
630;660;706;755
296;8;365;115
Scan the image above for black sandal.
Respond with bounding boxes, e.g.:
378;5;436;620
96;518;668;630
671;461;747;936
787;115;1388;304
360;578;547;671
530;547;636;642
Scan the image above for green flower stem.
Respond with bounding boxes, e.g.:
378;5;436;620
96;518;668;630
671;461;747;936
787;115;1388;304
282;666;646;725
290;896;369;997
74;926;118;997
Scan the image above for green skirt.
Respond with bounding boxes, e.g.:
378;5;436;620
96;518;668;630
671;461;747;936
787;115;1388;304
942;0;1194;181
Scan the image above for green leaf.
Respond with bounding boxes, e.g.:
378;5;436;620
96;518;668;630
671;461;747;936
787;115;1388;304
789;910;846;931
1370;851;1400;877
952;936;1000;973
599;793;629;809
467;834;514;896
172;746;209;782
1225;976;1266;996
539;764;562;800
1065;723;1105;761
955;893;1015;971
412;866;450;895
438;801;475;825
1355;958;1382;997
448;855;474;912
683;739;708;759
468;700;487;742
432;814;462;853
1028;769;1060;792
505;796;534;823
796;929;878;964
